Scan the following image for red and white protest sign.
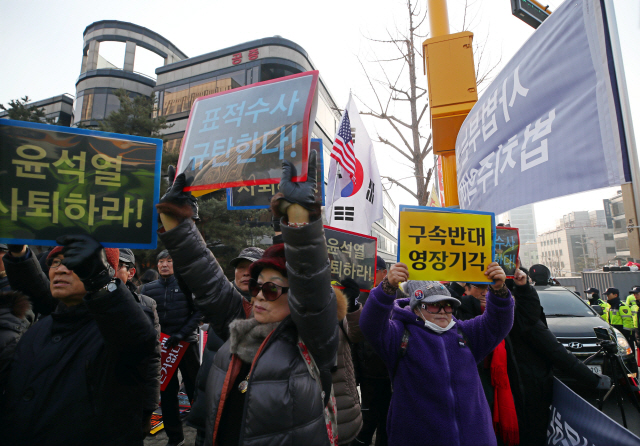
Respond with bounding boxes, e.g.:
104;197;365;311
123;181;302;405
159;332;189;391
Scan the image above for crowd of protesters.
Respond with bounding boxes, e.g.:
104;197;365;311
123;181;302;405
0;154;613;446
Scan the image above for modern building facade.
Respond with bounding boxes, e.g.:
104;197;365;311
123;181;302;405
0;94;75;126
606;190;631;259
498;204;539;267
537;226;616;276
371;189;398;265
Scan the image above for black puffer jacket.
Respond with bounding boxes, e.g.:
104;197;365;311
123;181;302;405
0;291;33;391
140;275;202;343
160;217;338;446
1;251;156;445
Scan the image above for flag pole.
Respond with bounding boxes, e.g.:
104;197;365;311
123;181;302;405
327;164;340;223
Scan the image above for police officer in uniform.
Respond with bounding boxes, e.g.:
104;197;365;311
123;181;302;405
603;288;634;348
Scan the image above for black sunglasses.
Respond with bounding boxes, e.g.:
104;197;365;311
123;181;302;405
249;279;289;301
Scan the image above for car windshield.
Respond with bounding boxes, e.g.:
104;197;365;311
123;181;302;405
537;289;598;317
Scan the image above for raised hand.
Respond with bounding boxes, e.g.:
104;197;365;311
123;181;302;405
56;235;113;293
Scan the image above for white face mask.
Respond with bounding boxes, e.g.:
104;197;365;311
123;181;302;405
417;310;456;334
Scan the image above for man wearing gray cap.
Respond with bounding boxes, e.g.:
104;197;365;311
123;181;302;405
117;249;162;437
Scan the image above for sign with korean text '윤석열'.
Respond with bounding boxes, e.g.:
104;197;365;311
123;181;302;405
325;226;377;292
495;227;519;278
398;205;495;283
0;120;162;249
177;71;319;191
227;139;325;209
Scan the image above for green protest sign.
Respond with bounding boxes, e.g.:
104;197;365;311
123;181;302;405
325;226;377;291
0;119;162;248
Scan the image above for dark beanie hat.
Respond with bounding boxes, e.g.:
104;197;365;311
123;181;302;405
249;244;287;280
48;246;119;276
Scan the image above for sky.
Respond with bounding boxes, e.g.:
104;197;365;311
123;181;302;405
1;0;638;236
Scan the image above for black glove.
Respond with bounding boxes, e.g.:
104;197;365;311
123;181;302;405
7;244;26;254
277;150;318;212
160;166;200;221
56;235;114;293
341;278;361;312
165;333;184;349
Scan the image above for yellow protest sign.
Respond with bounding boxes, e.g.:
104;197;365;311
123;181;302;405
398;205;495;283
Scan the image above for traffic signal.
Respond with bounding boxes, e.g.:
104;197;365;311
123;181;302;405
511;0;551;29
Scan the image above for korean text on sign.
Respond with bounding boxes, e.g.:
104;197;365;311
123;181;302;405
495;227;519;278
0;119;162;249
159;333;188;391
324;226;377;291
178;71;319;191
398;206;495;283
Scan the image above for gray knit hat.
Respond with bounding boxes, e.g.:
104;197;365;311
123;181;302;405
402;280;461;310
230;247;265;268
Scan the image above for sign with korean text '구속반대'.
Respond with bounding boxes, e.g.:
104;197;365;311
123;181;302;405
159;333;189;391
177;71;319;191
0;119;162;249
227;139;325;209
324;226;377;292
398;205;495;283
495;227;519;278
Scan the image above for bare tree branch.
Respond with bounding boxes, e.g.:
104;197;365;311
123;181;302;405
381;176;419;200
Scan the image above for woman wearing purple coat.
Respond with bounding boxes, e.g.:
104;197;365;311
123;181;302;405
359;262;514;446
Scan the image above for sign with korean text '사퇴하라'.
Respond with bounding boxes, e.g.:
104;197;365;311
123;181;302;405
177;71;319;191
495;227;519;278
325;226;377;292
398;205;495;283
0;120;162;249
227;139;325;209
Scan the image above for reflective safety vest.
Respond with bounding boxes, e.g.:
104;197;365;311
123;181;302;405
626;295;637;307
606;304;633;328
631;303;639;329
599;300;611;322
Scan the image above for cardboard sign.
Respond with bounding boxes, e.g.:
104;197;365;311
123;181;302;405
324;226;377;292
495;227;519;278
177;71;319;191
159;333;189;391
227;139;325;209
0;119;162;249
398;205;495;283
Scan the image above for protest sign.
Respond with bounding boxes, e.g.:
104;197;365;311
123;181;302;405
177;71;319;191
159;333;189;391
398;205;495;283
495;227;519;278
0;119;162;249
227;139;325;209
456;0;631;216
325;226;377;292
547;377;640;446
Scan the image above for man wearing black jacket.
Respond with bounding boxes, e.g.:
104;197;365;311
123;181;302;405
141;250;202;446
1;237;156;445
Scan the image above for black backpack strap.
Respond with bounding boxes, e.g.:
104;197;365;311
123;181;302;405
392;328;410;385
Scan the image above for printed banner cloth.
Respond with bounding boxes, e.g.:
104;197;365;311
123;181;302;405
495;227;519;278
398;206;495;283
0;120;162;248
159;333;189;391
547;377;640;445
325;226;377;292
178;71;319;191
227;139;325;209
456;0;630;215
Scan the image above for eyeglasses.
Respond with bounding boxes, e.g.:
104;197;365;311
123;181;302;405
420;302;454;314
249;279;289;301
48;258;64;269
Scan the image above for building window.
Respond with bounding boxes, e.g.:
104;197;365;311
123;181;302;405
606;246;616;254
260;63;301;82
615;238;629;251
604;233;614;241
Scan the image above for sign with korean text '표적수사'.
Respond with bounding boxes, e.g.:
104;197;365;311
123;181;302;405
0;120;162;249
177;71;319;191
227;139;325;209
495;227;519;278
325;226;377;292
159;333;189;391
398;205;495;283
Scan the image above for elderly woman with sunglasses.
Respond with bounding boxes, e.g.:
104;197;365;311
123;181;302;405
155;151;339;446
359;261;514;446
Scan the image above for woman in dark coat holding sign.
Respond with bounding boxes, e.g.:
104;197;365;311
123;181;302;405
156;151;340;446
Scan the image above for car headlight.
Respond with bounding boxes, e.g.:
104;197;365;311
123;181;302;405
612;328;633;356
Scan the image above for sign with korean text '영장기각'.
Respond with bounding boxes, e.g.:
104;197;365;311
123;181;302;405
177;71;319;192
495;227;520;278
0;120;162;249
398;205;495;283
324;226;377;292
227;138;325;209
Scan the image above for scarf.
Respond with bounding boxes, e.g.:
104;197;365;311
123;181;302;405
229;317;280;363
490;340;519;446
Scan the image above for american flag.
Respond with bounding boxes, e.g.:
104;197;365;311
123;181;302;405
331;111;357;183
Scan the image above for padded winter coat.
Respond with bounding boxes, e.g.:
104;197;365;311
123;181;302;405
140;274;202;343
1;251;156;445
0;291;33;391
159;217;338;446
